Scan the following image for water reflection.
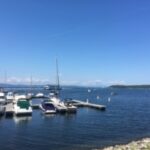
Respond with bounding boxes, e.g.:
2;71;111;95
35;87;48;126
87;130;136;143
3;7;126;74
13;116;32;124
41;113;55;119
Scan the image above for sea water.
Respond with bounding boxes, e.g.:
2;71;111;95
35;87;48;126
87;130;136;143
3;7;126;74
0;87;150;150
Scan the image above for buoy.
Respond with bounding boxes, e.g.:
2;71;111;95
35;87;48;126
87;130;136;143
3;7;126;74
108;97;111;102
88;89;91;93
96;96;100;99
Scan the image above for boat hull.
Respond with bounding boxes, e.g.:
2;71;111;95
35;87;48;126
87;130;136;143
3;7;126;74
39;103;57;114
15;111;32;116
0;106;5;116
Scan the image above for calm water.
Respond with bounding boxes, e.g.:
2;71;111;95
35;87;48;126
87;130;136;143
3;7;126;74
0;87;150;150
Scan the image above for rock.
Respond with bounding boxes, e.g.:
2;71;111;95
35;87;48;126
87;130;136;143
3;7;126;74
97;138;150;150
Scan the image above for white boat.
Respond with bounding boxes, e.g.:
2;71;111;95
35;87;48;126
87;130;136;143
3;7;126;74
50;92;77;113
13;95;32;116
36;93;44;98
65;103;77;113
44;85;50;90
0;92;6;104
48;59;76;113
0;104;5;116
6;92;14;103
64;98;77;113
27;93;34;99
39;100;56;114
49;94;67;112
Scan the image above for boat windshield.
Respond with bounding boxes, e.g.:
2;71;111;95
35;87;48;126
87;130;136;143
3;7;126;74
17;100;30;109
42;103;55;110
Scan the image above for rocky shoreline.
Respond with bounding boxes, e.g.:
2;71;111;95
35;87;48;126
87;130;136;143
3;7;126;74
96;138;150;150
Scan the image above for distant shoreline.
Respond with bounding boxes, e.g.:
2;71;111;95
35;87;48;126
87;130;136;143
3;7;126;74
1;83;150;89
109;85;150;89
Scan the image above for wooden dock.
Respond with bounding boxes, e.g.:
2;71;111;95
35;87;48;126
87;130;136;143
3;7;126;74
5;103;14;116
71;100;106;110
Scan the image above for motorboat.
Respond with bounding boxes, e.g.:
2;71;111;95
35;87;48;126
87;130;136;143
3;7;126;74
49;94;67;112
39;100;56;114
64;98;77;113
13;95;32;116
47;59;74;113
27;93;34;99
65;103;77;113
35;93;44;98
0;88;6;115
44;85;50;90
6;92;14;103
0;104;5;116
0;91;6;104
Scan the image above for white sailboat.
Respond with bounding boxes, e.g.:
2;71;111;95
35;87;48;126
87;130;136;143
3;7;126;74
48;59;77;113
49;95;67;112
27;75;34;99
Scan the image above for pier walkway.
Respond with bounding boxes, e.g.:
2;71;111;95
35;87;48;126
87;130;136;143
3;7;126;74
71;100;106;110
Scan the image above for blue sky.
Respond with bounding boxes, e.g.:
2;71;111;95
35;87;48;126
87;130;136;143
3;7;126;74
0;0;150;86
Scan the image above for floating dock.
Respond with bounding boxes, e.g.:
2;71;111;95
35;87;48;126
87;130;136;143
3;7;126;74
71;100;106;110
5;103;14;116
31;104;40;109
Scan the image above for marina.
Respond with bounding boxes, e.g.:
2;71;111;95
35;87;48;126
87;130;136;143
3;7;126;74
0;0;149;149
0;89;106;117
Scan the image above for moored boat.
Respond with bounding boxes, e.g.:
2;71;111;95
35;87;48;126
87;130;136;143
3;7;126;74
65;103;77;113
39;100;56;114
0;104;5;116
35;93;44;98
14;96;32;116
50;95;67;113
27;93;34;99
0;91;6;104
6;92;14;103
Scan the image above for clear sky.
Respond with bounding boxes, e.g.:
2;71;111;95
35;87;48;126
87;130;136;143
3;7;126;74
0;0;150;86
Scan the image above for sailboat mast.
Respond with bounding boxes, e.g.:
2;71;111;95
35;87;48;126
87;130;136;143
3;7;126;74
56;58;60;89
4;71;7;85
55;58;61;97
30;75;32;92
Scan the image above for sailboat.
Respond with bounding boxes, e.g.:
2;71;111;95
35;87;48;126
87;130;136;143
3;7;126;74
49;59;77;113
27;75;34;99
